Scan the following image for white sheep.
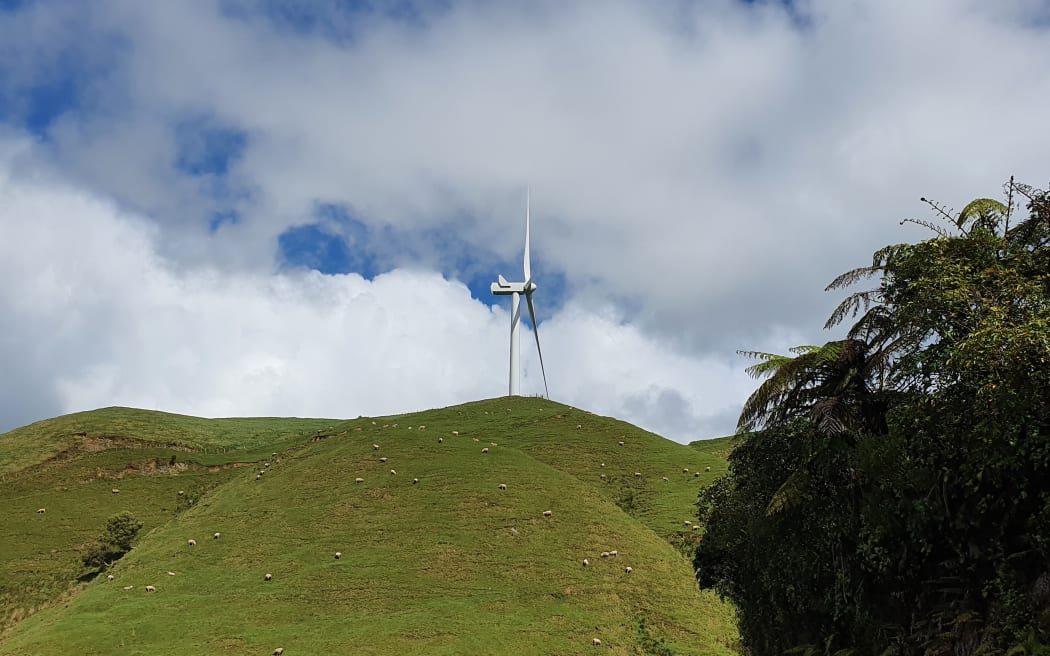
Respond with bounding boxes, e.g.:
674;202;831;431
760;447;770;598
625;566;633;574
705;466;711;472
373;444;380;450
111;488;120;494
582;558;590;567
634;472;641;478
379;457;388;463
438;437;444;443
661;476;669;481
600;463;605;468
543;510;553;518
390;469;396;476
123;585;134;590
693;525;702;531
264;462;271;468
214;532;221;539
694;472;700;477
187;539;197;546
167;571;176;576
683;520;692;526
452;431;459;436
335;551;342;559
145;585;156;592
481;447;489;454
618;441;625;446
256;475;262;480
600;552;610;558
107;574;115;581
473;438;480;442
259;470;266;475
264;573;272;581
413;478;419;485
418;425;426;430
498;483;507;490
36;508;45;514
576;424;582;430
593;638;602;646
609;550;618;557
683;468;689;473
599;474;607;480
274;648;284;656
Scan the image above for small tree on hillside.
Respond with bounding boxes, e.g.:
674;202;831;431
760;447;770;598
82;511;142;569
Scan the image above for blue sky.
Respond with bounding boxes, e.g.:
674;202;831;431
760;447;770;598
1;0;1048;441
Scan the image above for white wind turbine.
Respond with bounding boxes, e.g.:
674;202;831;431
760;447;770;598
491;190;549;398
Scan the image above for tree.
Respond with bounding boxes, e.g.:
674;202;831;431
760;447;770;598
82;511;142;569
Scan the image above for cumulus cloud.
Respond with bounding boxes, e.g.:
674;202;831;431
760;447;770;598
0;142;760;440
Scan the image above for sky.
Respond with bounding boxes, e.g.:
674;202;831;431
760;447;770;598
1;0;1048;442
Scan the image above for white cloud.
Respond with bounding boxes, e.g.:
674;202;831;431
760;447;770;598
0;142;759;441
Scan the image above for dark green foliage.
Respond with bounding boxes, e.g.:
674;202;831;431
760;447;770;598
698;181;1050;655
82;511;142;569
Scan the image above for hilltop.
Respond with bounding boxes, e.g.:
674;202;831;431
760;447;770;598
0;397;736;655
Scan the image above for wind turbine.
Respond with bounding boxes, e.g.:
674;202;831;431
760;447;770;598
491;189;549;398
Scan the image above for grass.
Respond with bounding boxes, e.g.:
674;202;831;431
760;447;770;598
0;397;739;655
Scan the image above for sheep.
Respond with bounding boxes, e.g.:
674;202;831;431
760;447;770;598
693;525;702;531
599;474;607;480
481;447;489;454
609;550;618;557
618;441;625;446
438;437;444;443
167;571;176;576
123;585;134;590
498;483;507;491
684;520;692;526
683;468;689;473
355;477;364;484
600;462;605;468
389;469;396;476
214;532;221;540
259;470;266;475
661;476;669;481
705;466;711;472
576;424;582;430
373;444;380;450
256;474;262;480
264;462;271;468
593;638;602;646
107;574;115;581
452;431;459;436
274;649;284;656
379;457;388;463
694;472;700;478
625;566;633;574
178;490;185;495
111;488;120;494
272;452;278;457
264;573;272;581
36;508;45;514
600;552;610;558
145;585;156;592
413;478;419;485
543;510;553;518
187;539;197;546
582;558;590;567
634;472;641;478
408;426;413;430
473;438;480;442
335;551;342;560
418;425;426;430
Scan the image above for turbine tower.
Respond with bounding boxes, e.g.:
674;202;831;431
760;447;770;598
491;189;549;398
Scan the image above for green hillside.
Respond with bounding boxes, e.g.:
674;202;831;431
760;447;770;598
0;397;736;655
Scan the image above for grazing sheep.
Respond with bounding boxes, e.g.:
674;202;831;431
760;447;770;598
145;585;156;592
335;551;342;559
264;573;272;581
413;478;419;485
408;426;413;430
373;444;380;450
379;457;388;463
355;477;364;484
694;472;700;478
600;462;605;468
256;475;262;480
582;558;590;567
438;438;444;443
418;425;426;430
683;468;689;473
705;466;711;472
543;510;553;518
274;649;284;656
599;474;607;480
178;490;185;495
600;552;610;558
684;520;692;526
693;525;702;531
593;638;602;646
107;574;115;581
259;470;266;475
187;539;197;546
389;469;396;476
634;472;641;478
609;550;618;557
498;483;507;490
167;571;176;576
473;438;480;442
264;462;271;468
452;431;459;436
625;566;633;574
123;585;134;590
36;508;45;514
111;488;120;494
662;476;669;481
481;447;489;454
576;424;582;430
214;532;221;540
618;441;625;446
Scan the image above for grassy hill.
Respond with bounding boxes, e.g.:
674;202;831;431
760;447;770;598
0;397;737;655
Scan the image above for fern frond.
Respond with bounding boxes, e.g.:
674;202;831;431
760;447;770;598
899;217;950;237
825;266;881;292
825;290;876;330
766;470;809;516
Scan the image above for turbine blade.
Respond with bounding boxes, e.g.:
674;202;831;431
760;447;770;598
525;291;549;399
523;187;531;282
